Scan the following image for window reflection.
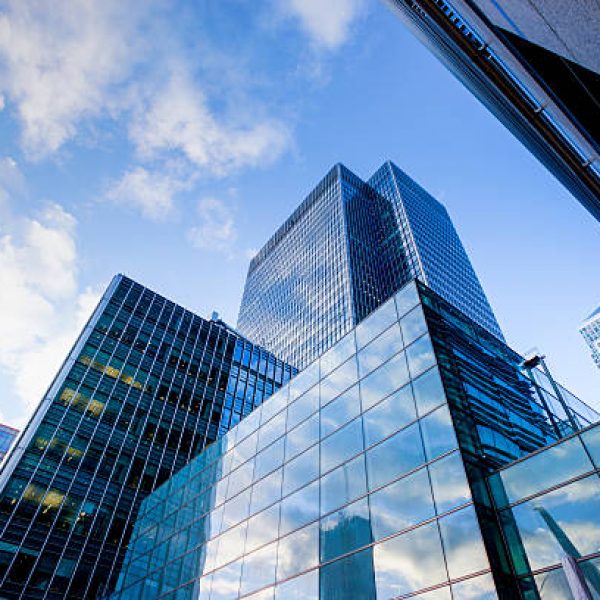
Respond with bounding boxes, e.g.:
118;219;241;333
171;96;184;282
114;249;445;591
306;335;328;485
406;334;436;378
321;384;361;437
283;445;319;496
451;572;497;599
240;541;277;596
395;281;420;317
412;367;446;417
320;547;377;600
279;480;319;536
277;523;319;580
401;306;428;347
287;385;319;431
285;413;319;461
321;455;367;516
357;324;404;379
420;405;457;461
254;438;285;481
360;352;410;411
582;425;600;469
428;452;471;514
275;569;318;599
320;358;358;406
321;418;364;473
209;558;242;600
321;332;356;378
355;296;398;349
250;468;282;515
245;504;280;554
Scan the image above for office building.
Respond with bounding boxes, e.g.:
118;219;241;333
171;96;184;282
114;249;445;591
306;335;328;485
237;161;502;369
384;0;600;221
0;274;294;599
580;306;600;369
0;425;18;462
114;279;598;599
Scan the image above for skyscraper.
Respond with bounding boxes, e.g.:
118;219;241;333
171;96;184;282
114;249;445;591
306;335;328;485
580;305;600;368
237;161;502;369
383;0;600;220
0;425;18;463
0;274;294;599
113;280;599;600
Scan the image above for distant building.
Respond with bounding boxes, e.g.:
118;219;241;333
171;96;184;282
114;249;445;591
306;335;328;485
237;161;502;370
0;425;18;462
384;0;600;220
580;306;600;368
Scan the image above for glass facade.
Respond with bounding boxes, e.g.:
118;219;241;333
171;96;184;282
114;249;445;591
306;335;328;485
0;425;18;463
580;306;600;369
0;275;294;599
115;280;597;599
237;161;503;370
385;0;600;220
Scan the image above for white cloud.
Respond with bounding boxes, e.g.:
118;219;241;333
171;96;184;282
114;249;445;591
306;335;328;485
187;197;238;255
278;0;367;48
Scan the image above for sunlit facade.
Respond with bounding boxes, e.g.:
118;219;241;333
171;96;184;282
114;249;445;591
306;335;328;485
0;425;18;463
237;161;503;370
114;280;598;599
580;306;600;369
384;0;600;220
0;275;294;599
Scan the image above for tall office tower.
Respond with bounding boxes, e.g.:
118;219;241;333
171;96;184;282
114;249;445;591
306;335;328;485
384;0;600;221
114;280;599;600
0;274;294;599
0;425;18;462
237;161;502;369
580;306;600;368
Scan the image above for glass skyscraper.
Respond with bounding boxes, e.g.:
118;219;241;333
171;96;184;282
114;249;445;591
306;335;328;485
580;306;600;369
113;280;598;600
237;161;502;370
384;0;600;220
0;425;18;463
0;274;294;599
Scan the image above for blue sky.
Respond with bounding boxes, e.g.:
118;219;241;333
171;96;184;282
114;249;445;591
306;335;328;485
0;0;598;428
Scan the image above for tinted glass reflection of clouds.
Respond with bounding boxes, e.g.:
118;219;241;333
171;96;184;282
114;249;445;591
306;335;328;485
363;385;416;447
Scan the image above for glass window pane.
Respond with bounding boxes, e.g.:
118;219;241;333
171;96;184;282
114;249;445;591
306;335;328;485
275;569;318;600
221;488;250;530
357;324;404;379
320;497;372;561
321;331;356;377
321;454;367;516
582;425;600;469
232;431;258;469
279;480;319;536
289;361;320;402
285;413;319;461
261;386;288;424
439;506;489;579
243;587;274;600
320;417;364;473
320;358;358;407
428;452;471;513
320;547;377;600
360;352;410;411
363;385;416;448
254;438;285;481
356;297;398;349
276;523;319;581
395;281;420;317
245;504;280;554
283;445;319;496
369;467;435;541
235;408;261;445
209;559;242;600
366;422;425;490
374;521;447;598
412;367;446;416
451;572;497;599
287;385;319;431
250;468;282;515
240;541;277;596
257;411;286;453
406;334;436;378
214;522;247;568
321;384;361;437
420;405;457;461
226;459;255;499
412;587;452;599
401;306;428;347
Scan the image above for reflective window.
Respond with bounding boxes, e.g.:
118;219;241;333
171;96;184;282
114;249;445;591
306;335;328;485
374;521;447;598
420;405;457;461
451;572;497;599
321;385;361;437
257;411;286;453
357;324;404;379
320;497;372;562
411;587;452;599
209;558;242;600
321;332;356;377
261;386;288;425
412;367;446;416
245;504;280;554
254;438;285;481
356;296;398;349
221;488;250;530
406;334;436;378
320;358;358;406
401;306;428;346
369;467;435;541
276;523;319;581
285;413;319;461
360;352;410;411
226;459;255;499
235;409;261;448
232;432;258;469
275;569;318;599
321;454;367;516
320;417;364;473
282;445;319;496
239;541;277;596
363;385;416;448
287;385;319;431
438;506;488;579
366;422;425;490
320;547;377;600
582;425;600;469
279;480;319;536
289;361;320;402
214;522;247;568
395;281;420;317
428;452;471;513
250;468;282;515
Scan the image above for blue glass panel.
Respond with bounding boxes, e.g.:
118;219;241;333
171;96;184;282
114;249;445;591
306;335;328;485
320;547;377;600
209;558;242;600
356;297;398;349
250;468;282;515
321;332;356;377
257;411;286;452
366;422;425;490
254;437;285;481
282;445;319;496
275;569;318;599
451;572;497;599
239;541;277;596
369;467;435;540
357;324;404;379
420;405;457;461
221;488;251;530
428;452;471;513
320;417;364;473
320;358;358;406
363;385;416;448
321;454;367;516
287;385;319;431
394;281;420;317
213;522;247;568
582;425;600;469
285;413;319;461
320;497;372;561
289;361;320;402
232;432;258;470
279;480;319;536
412;367;446;416
360;352;410;411
321;384;361;437
245;504;280;554
406;334;436;378
374;521;447;597
401;306;428;346
276;523;319;581
226;459;255;499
